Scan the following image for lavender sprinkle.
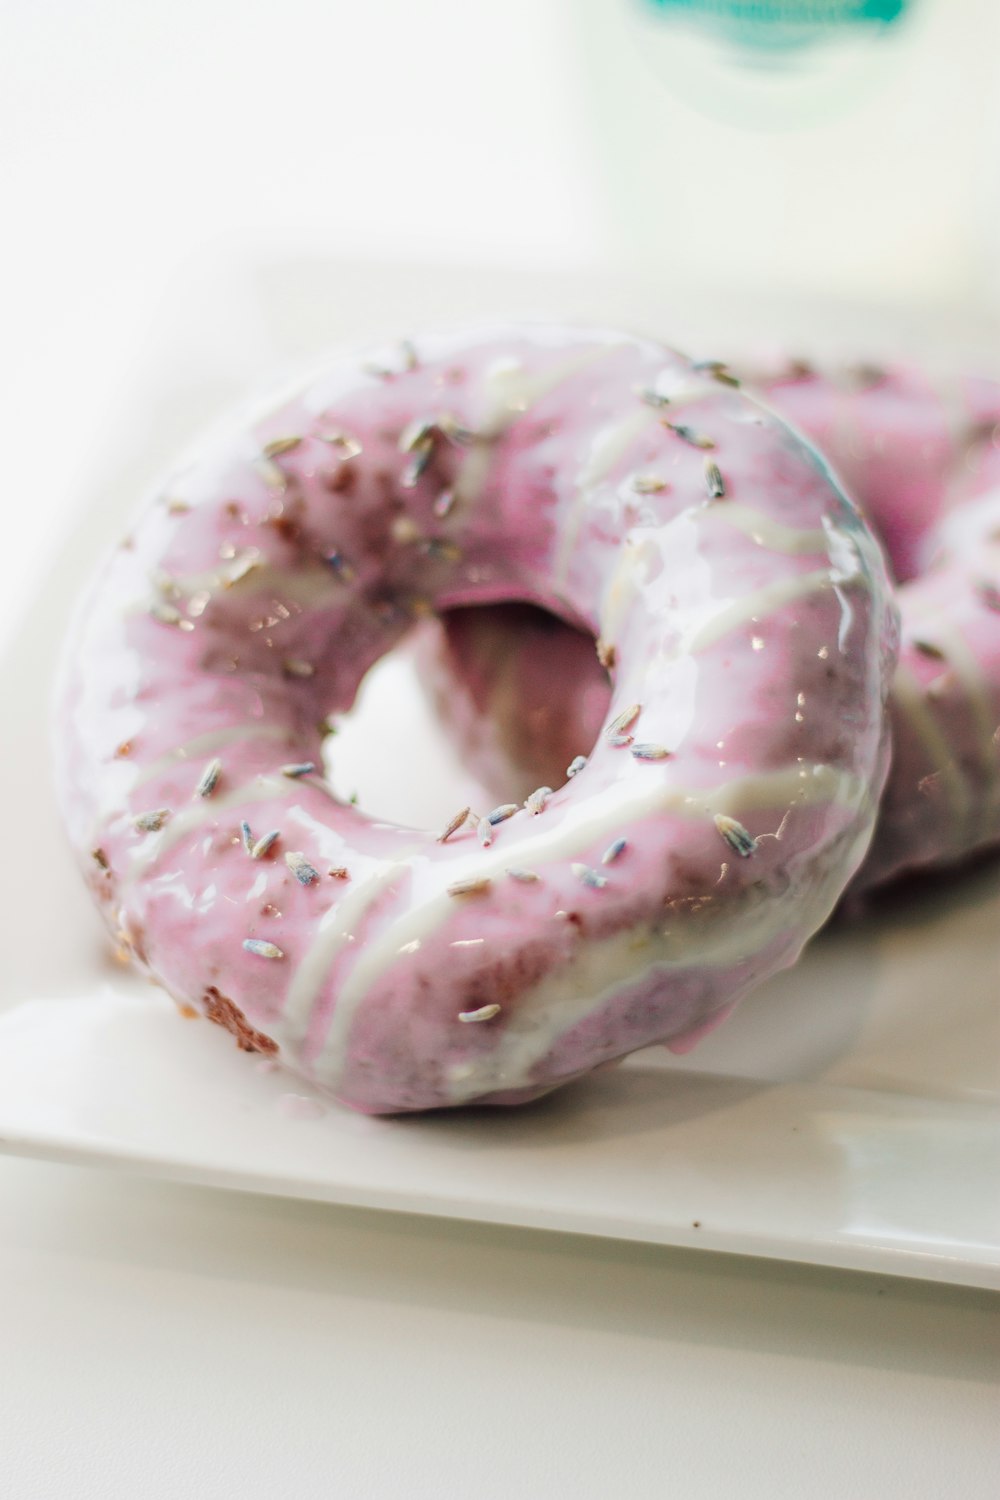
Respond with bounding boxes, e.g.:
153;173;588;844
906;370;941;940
285;851;320;886
262;436;302;458
133;809;171;833
525;786;552;815
447;877;492;897
251;829;281;860
283;658;315;679
506;867;541;883
694;359;740;388
714;813;757;858
606;703;641;740
319;431;362;459
436;413;477;446
439;806;471;843
243;938;284;960
419;538;462;562
323;550;355;580
433;488;456;519
704;459;726;499
603;837;628;865
486;803;518;826
255;457;287;491
280;762;315;779
401;449;432;489
572;863;608;889
631;742;671;761
666;422;715;450
399;417;437;454
566;755;588;778
240;820;253;853
458;1004;501;1024
194;757;222;799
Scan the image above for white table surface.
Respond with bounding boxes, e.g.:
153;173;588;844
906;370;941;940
2;1154;997;1500
4;3;998;1493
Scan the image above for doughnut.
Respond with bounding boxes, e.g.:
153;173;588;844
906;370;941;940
426;358;1000;894
55;326;896;1113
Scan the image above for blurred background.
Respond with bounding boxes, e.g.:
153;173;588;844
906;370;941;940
4;0;999;618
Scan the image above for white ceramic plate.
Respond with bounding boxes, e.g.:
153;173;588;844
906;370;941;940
1;255;997;1288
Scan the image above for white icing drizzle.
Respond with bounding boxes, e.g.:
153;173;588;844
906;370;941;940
125;774;299;874
599;514;840;662
554;407;660;584
713;504;828;556
309;760;861;1085
598;532;662;650
554;377;741;589
454;345;622;505
684;568;836;655
275;849;423;1054
132;560;344;619
134;723;292;788
891;665;970;819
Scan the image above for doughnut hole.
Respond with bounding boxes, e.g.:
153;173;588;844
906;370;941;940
323;609;611;827
425;604;612;799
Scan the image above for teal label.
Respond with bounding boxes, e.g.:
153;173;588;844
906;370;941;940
642;0;910;49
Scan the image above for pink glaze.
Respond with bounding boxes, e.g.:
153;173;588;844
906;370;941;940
55;327;896;1113
429;358;1000;894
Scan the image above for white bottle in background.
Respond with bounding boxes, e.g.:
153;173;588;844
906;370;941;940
571;0;1000;319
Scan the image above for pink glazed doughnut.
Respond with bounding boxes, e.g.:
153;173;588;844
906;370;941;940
427;358;1000;894
55;326;896;1113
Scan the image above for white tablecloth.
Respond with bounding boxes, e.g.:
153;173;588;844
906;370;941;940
2;1154;997;1499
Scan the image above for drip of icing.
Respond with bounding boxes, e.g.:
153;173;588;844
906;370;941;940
310;760;861;1083
134;723;293;788
454;345;622;504
441;819;859;1105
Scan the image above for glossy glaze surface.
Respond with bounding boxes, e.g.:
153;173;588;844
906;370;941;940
429;359;1000;893
55;327;896;1112
763;362;1000;889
